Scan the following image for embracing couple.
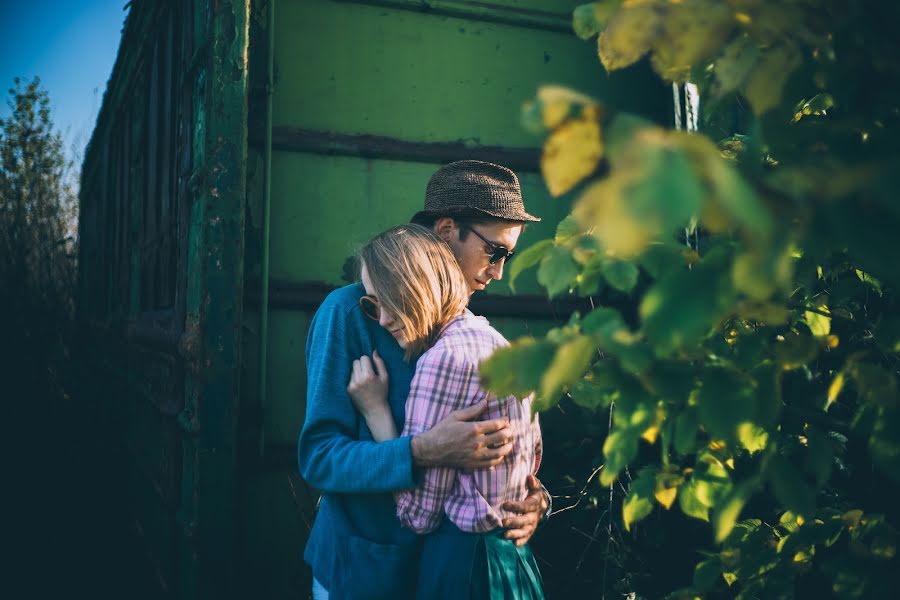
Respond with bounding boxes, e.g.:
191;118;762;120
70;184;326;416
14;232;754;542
298;161;550;599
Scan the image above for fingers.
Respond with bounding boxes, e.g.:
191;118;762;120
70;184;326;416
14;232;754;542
466;440;512;469
526;474;542;492
357;355;373;379
449;399;488;422
473;416;511;435
481;429;512;450
502;513;538;547
502;527;533;547
372;350;388;382
501;497;540;515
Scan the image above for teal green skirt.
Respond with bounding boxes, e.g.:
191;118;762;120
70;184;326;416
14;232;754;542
415;518;545;600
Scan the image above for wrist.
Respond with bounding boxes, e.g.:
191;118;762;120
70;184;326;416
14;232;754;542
540;484;552;522
410;431;436;467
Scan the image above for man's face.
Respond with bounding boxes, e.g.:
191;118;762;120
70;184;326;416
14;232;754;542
435;218;524;293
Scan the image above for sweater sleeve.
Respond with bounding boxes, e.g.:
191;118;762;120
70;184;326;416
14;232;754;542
297;288;416;493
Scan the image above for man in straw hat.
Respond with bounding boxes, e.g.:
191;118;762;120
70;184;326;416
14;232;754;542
299;160;551;599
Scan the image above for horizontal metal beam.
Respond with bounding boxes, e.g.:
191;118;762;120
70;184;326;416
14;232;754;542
250;127;541;173
244;279;624;321
336;0;573;33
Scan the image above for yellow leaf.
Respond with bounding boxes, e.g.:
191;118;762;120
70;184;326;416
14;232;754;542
536;85;601;130
826;371;845;411
650;0;736;82
741;44;803;115
541;115;603;197
641;425;660;444
574;176;652;257
598;0;665;72
654;485;678;509
805;308;831;338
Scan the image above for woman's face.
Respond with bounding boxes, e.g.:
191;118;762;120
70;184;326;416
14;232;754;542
360;263;409;349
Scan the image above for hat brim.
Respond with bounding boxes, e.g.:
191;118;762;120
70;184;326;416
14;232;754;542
411;206;541;224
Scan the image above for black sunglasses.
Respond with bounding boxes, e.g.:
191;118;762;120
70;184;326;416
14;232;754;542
359;294;380;321
460;224;515;265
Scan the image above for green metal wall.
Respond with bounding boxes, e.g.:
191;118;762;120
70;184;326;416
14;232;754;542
239;0;667;596
80;0;667;597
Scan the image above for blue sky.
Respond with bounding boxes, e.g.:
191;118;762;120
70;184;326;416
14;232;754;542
0;0;128;170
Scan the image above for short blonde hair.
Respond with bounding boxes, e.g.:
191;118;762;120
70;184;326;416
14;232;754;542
359;224;469;360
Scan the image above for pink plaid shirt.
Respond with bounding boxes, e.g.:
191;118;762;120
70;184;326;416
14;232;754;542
396;311;542;534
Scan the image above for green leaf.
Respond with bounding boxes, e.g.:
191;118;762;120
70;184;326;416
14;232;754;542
622;469;657;531
581;306;628;336
774;331;819;370
696;366;757;439
741;43;802;115
713;480;756;542
804;308;831;337
870;407;900;482
538;246;580;298
540;335;598;400
627;140;706;233
480;337;556;398
713;34;760;96
601;428;639;486
674;408;700;456
805;427;834;487
568;378;612;412
555;215;580;244
601;257;639;292
679;479;710;522
768;455;816;516
639;243;694;279
572;1;622;40
737;422;769;454
693;557;723;592
508;239;553;293
640;250;735;356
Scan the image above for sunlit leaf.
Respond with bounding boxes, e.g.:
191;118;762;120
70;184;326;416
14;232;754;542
508;239;553;293
568;378;612;412
737;422;768;454
480;337;556;398
805;308;831;338
540;335;598;400
623;469;656;530
774;331;819;370
650;0;736;82
597;0;664;72
572;1;623;40
826;371;845;411
537;246;580;298
600;428;639;486
640;250;736;356
541;111;603;197
574;176;651;258
679;478;711;522
655;469;683;509
601;257;639;292
713;480;757;542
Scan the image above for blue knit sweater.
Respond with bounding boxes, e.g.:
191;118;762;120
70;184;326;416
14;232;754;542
298;283;420;598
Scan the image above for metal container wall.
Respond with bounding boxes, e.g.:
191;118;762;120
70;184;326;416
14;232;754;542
239;1;666;597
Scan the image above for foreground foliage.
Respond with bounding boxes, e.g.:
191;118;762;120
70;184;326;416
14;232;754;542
483;1;900;597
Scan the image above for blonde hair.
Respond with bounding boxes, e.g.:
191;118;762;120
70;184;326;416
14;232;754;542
359;224;469;361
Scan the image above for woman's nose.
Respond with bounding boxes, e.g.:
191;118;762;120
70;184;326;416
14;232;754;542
378;311;394;328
